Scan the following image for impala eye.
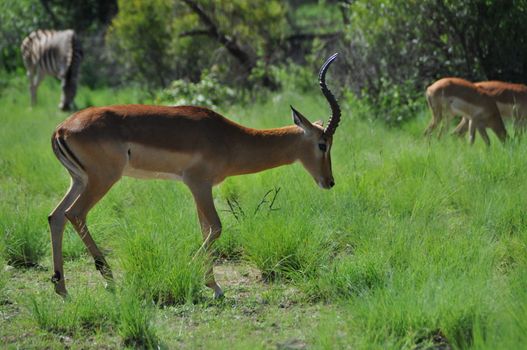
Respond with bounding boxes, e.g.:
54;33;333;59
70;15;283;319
318;143;327;152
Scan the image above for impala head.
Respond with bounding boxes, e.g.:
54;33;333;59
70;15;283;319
291;53;341;189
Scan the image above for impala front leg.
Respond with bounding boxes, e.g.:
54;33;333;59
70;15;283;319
187;181;224;299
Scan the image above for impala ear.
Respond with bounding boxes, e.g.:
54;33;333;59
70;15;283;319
314;120;324;127
291;106;314;134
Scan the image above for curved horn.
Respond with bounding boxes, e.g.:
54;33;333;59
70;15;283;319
319;53;341;138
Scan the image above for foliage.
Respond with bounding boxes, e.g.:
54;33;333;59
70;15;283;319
35;0;118;34
107;0;173;87
342;0;527;118
155;70;236;108
0;0;46;72
348;79;424;126
269;62;315;93
108;0;288;88
2;0;527;117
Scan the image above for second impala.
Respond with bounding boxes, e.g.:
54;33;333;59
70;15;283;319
48;54;342;299
424;77;507;145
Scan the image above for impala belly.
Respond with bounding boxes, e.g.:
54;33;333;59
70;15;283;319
122;143;201;180
496;101;527;118
448;97;485;118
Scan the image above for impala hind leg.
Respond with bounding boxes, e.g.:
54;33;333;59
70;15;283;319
424;118;438;136
65;175;119;290
424;94;439;136
188;182;224;299
490;113;508;144
452;117;468;137
48;177;85;296
477;126;491;146
513;109;526;138
468;119;476;145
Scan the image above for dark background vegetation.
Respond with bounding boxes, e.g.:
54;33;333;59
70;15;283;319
1;0;527;124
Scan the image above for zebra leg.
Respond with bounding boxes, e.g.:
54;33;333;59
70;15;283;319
27;68;36;106
60;60;80;111
59;78;68;111
31;70;45;107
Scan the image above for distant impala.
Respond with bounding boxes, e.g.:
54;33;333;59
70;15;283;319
450;81;527;137
424;77;507;145
48;54;342;298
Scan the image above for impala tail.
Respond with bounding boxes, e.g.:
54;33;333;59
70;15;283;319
51;132;86;182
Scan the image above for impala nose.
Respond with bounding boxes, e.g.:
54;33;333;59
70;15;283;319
329;180;335;188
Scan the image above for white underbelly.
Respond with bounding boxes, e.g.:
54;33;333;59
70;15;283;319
122;166;183;180
496;102;523;119
449;97;484;118
121;142;202;181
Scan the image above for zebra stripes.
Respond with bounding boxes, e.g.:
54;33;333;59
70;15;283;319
21;29;83;111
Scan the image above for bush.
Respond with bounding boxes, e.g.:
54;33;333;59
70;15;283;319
107;0;173;87
155;70;236;109
269;62;315;93
347;79;424;126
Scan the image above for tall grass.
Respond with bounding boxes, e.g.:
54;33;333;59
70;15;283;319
2;81;527;348
0;195;47;267
29;289;118;335
117;194;206;305
118;289;159;348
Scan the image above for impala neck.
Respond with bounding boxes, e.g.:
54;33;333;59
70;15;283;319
227;126;305;176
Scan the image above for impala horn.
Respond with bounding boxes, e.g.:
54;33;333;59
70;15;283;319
319;53;341;138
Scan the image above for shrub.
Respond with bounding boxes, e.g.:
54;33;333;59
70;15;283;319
269;62;315;93
155;70;236;109
348;79;424;126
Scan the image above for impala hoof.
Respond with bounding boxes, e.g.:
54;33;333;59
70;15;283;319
213;285;224;300
104;280;116;294
214;290;224;300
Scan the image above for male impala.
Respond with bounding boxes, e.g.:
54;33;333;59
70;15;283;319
48;54;341;298
424;77;507;145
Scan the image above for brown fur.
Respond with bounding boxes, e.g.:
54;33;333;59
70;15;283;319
475;81;527;135
49;104;337;298
424;78;507;145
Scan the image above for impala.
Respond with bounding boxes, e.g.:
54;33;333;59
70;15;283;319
423;77;507;145
450;81;527;137
48;54;341;298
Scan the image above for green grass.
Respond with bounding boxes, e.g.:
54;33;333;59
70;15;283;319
1;77;526;348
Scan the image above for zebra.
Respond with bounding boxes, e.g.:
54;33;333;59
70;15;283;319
21;29;83;111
